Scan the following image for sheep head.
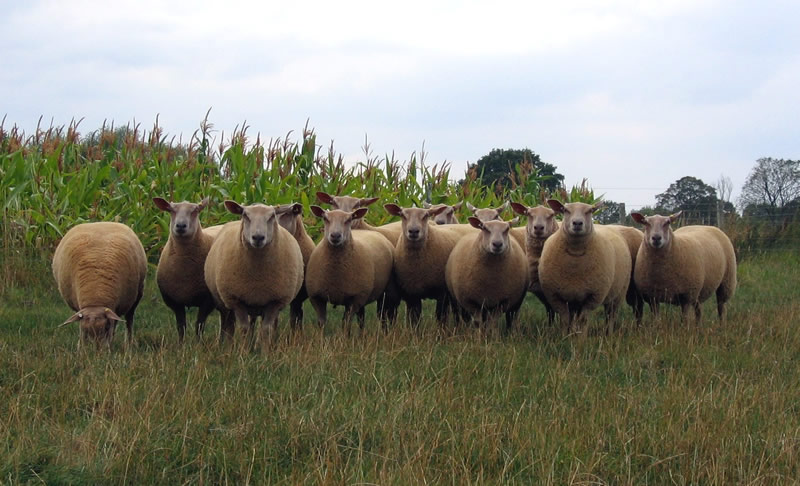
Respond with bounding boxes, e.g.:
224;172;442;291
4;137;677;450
422;202;462;224
311;206;368;248
511;203;558;239
631;211;682;250
385;204;447;246
225;201;291;250
468;217;512;255
276;202;304;235
153;197;210;239
60;306;123;346
548;200;601;238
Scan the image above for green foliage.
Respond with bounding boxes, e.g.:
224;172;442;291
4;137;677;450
655;176;719;225
467;148;564;197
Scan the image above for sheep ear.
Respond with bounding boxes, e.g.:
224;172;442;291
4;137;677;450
669;211;683;223
467;217;484;230
508;216;520;225
496;201;509;212
510;202;528;215
316;192;335;205
352;208;369;220
309;205;326;218
384;203;403;217
631;213;647;225
224;200;244;215
276;203;301;216
452;201;464;210
198;197;211;210
59;311;84;327
104;308;123;322
153;197;173;212
466;202;477;213
422;202;432;208
428;205;448;217
546;199;565;213
591;201;605;213
358;197;379;208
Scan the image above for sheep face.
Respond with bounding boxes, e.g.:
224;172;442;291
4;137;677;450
423;202;462;224
316;192;378;212
225;201;288;250
61;306;123;345
311;206;368;248
632;212;682;250
467;201;509;223
468;217;511;255
153;197;209;239
384;204;448;246
276;203;304;235
548;200;600;238
511;203;557;239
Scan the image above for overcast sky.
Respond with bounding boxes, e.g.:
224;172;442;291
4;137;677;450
3;0;799;209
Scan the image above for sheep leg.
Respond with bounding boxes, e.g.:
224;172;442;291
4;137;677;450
232;306;255;351
195;300;215;339
357;307;366;333
604;303;619;335
342;306;355;337
434;297;450;326
165;297;187;342
717;297;727;322
693;302;702;326
310;297;328;329
218;309;236;344
406;298;423;327
124;310;136;349
258;304;282;351
289;287;307;331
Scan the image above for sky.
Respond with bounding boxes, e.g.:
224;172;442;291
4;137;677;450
3;0;799;210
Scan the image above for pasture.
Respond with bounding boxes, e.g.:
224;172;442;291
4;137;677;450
1;249;799;484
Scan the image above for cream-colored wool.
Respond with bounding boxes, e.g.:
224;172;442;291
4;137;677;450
597;224;645;324
445;218;528;330
539;200;631;334
631;212;737;325
316;191;403;244
384;204;465;325
204;202;304;349
305;207;398;333
53;222;147;347
277;203;316;330
153;197;219;342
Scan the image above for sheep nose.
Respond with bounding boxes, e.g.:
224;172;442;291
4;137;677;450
492;241;504;252
534;224;544;232
651;235;662;245
572;221;583;229
251;234;266;246
175;222;187;233
408;227;420;239
329;232;342;244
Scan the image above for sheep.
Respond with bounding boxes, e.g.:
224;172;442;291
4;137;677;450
53;222;147;348
305;206;399;334
153;196;219;342
203;201;304;349
538;200;632;334
316;191;403;244
467;201;527;250
445;218;528;331
630;211;737;325
510;202;559;323
422;201;463;224
598;224;645;324
276;202;315;330
383;203;468;326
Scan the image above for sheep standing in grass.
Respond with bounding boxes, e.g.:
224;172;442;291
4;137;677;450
53;222;147;348
422;201;463;224
305;206;399;334
316;191;403;244
599;224;645;324
631;212;737;325
539;200;631;334
445;218;528;330
204;202;304;349
384;204;466;326
277;202;315;330
510;202;559;323
153;197;218;342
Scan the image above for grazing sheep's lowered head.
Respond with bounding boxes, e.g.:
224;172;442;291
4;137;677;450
467;217;514;255
153;197;210;239
510;203;558;239
631;211;682;250
547;200;602;238
422;202;463;224
384;204;448;246
60;306;123;345
310;205;369;247
224;201;295;249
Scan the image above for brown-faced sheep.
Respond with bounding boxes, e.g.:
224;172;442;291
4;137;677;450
538;200;631;334
422;201;463;224
204;202;304;349
445;218;528;330
384;203;466;326
316;191;403;244
53;222;147;348
276;202;315;330
305;206;399;334
630;212;737;325
153;196;218;342
510;202;559;323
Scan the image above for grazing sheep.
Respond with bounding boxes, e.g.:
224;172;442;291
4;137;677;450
630;212;737;325
384;203;466;326
445;218;528;330
539;200;632;334
510;202;559;323
599;224;645;324
204;202;304;349
153;196;219;342
53;222;147;348
316;191;403;244
305;206;399;334
276;202;315;330
467;201;526;250
422;201;463;224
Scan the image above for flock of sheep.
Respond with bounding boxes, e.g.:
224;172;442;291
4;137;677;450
51;192;738;349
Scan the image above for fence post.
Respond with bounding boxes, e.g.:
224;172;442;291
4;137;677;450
619;203;626;224
717;200;724;230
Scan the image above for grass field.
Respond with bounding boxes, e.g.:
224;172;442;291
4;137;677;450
1;250;798;484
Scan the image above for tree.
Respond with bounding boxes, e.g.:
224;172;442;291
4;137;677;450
656;176;718;225
738;158;800;221
595;199;625;224
469;148;564;195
